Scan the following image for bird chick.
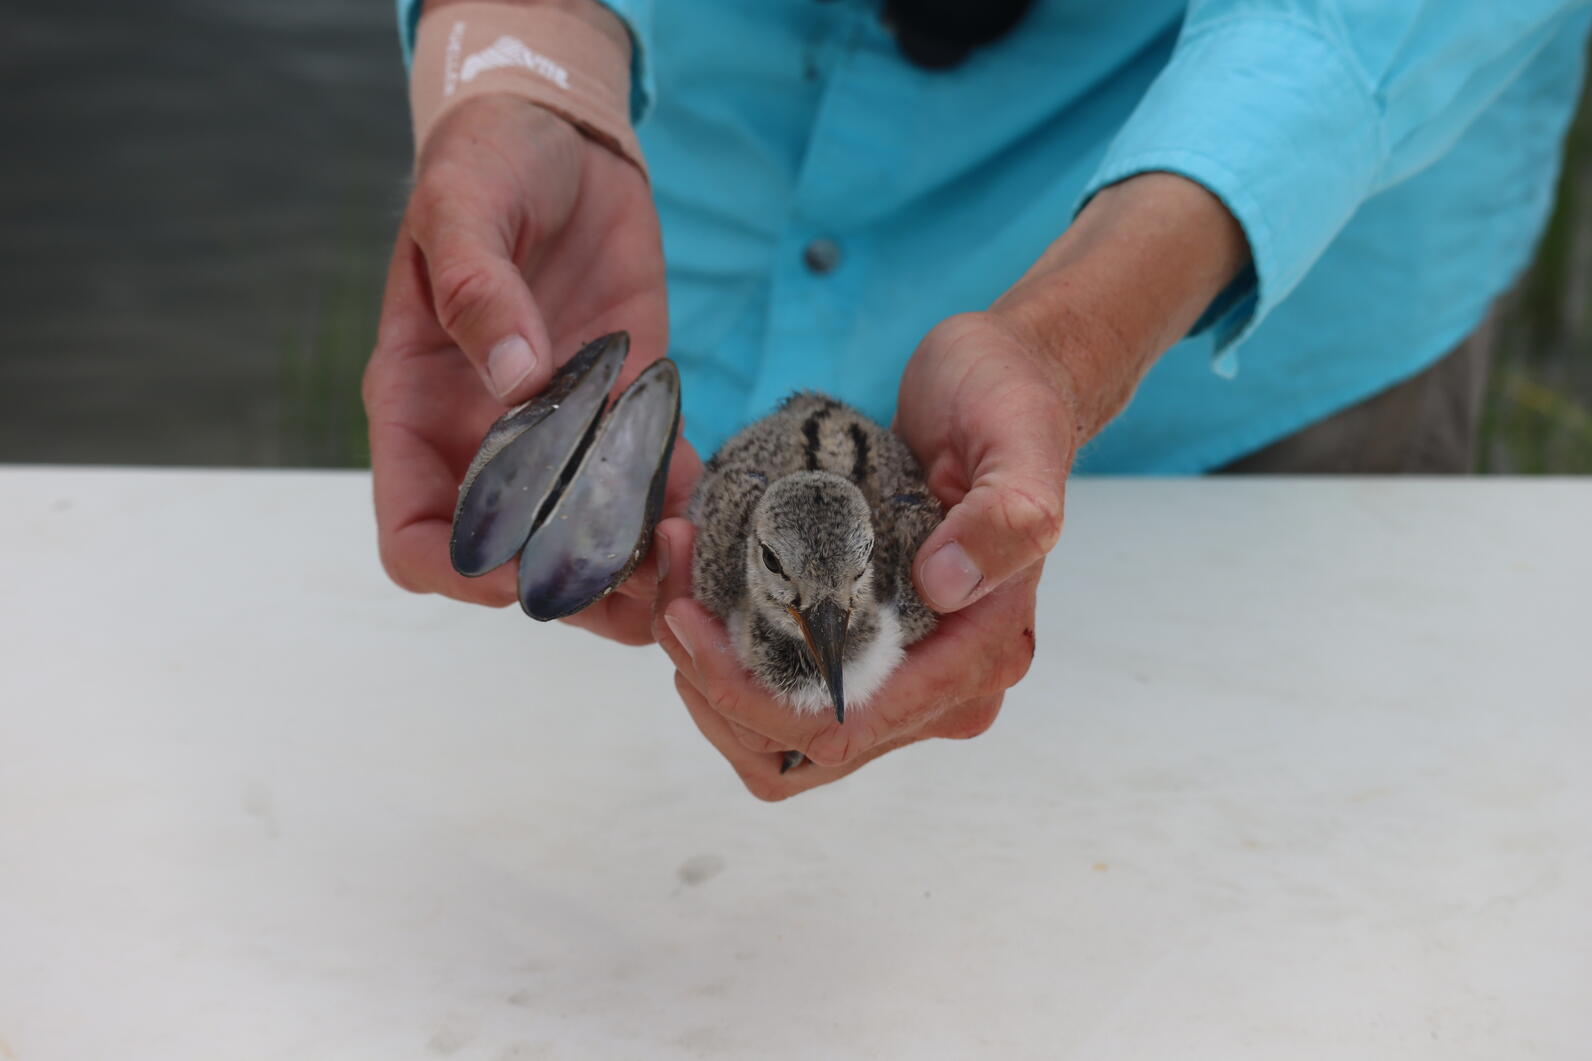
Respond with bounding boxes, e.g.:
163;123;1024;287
690;394;942;743
736;471;894;719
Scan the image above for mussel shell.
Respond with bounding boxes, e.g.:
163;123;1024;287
518;359;681;621
449;333;627;577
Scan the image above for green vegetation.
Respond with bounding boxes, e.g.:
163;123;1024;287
277;212;383;468
1480;56;1592;473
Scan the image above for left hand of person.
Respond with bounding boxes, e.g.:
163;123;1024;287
363;92;697;646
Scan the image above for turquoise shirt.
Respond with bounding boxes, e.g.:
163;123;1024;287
401;0;1592;472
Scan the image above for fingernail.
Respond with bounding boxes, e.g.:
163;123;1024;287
486;335;537;400
664;614;695;662
654;529;671;581
922;541;982;611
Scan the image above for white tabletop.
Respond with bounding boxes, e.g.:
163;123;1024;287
1;468;1588;1060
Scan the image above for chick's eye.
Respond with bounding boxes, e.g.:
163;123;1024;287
761;544;785;577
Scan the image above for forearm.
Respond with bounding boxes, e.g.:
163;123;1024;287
993;173;1249;444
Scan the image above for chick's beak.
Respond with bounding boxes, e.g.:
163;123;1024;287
789;599;849;723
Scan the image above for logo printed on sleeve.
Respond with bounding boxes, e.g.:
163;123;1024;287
445;25;572;96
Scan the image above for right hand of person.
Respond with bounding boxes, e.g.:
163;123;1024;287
363;93;697;645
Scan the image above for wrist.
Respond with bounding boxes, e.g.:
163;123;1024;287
992;172;1249;440
416;92;584;173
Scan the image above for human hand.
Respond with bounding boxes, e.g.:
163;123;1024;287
649;173;1248;796
651;516;1039;800
899;173;1250;617
363;94;699;644
896;310;1079;614
648;311;1072;798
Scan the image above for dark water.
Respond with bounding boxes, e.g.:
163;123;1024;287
1;2;1589;470
0;0;407;465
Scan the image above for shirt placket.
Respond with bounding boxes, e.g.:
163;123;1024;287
751;1;920;416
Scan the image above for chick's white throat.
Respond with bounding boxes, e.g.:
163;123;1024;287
778;605;905;716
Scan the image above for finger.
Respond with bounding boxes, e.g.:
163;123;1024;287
913;364;1073;615
924;694;1006;742
649;516;699;677
914;475;1062;613
661;437;704;519
559;590;655;646
726;719;787;754
660;596;864;764
650;517;852;760
368;227;450;357
669;661;790;754
657;530;1036;769
649;516;787;753
674;672;924;800
367;237;518;606
408;174;556;405
800;566;1040;766
674;672;796;800
379;513;520;607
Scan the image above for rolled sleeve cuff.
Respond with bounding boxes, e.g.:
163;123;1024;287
1079;15;1385;370
397;0;655;124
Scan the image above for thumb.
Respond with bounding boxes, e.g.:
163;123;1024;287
913;412;1070;614
416;208;556;405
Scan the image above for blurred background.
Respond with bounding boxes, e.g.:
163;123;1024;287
2;1;1589;472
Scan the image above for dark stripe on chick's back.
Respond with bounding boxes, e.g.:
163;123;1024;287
802;409;827;471
847;422;870;484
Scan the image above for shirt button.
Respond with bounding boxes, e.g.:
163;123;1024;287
803;238;842;275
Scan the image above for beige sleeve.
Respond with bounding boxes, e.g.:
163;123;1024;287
409;1;646;178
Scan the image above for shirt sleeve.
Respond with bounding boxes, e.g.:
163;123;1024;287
394;0;655;124
1079;1;1592;362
